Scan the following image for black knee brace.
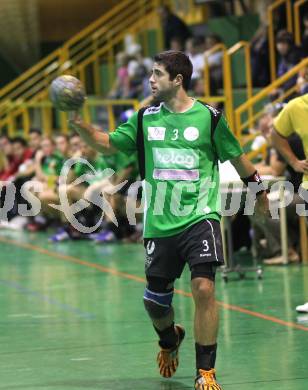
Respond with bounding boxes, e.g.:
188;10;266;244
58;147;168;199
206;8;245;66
143;277;174;319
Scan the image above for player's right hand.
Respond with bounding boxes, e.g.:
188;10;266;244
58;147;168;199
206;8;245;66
292;159;308;173
68;111;83;131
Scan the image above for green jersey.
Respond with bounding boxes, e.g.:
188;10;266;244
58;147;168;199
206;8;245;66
74;155;107;185
41;152;63;176
110;100;242;238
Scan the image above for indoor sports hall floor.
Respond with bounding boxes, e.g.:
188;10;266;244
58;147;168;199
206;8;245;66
0;230;307;390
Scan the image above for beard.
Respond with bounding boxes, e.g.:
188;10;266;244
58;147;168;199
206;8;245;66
152;87;174;104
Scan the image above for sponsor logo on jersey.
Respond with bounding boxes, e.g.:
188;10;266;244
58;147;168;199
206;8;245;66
183;127;199;141
153;148;199;169
148;127;166;141
153;168;199;181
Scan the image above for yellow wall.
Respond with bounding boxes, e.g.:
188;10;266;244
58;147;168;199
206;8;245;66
38;0;118;41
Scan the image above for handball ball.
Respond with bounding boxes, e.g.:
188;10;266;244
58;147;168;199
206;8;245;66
49;75;86;112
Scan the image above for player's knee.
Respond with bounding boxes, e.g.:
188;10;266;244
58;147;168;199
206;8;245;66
192;277;215;304
143;284;174;319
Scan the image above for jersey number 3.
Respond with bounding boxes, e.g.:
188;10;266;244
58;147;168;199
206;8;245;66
171;129;179;141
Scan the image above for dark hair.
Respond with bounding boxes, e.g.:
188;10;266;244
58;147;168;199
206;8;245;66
55;133;69;140
69;132;81;139
11;136;27;147
154;50;193;91
276;30;294;45
29;128;42;136
207;33;222;44
192;36;205;47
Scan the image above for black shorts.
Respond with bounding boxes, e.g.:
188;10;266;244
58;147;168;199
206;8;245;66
143;219;224;280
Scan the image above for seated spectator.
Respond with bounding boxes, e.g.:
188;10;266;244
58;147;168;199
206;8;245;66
270;30;303;101
48;142;109;241
248;109;303;264
55;134;70;160
251;112;276;175
33;137;62;187
28;129;42;156
276;30;302;79
0;150;7;175
301;13;308;56
91;153;140;244
262;131;304;264
69;133;82;157
0;137;32;182
26;137;63;231
0;135;12;180
297;66;308;95
0;137;33;223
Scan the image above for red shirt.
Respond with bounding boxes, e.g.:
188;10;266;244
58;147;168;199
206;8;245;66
0;148;33;181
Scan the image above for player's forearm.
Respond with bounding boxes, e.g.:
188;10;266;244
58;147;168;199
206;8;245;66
271;129;297;167
230;154;256;178
70;118;116;155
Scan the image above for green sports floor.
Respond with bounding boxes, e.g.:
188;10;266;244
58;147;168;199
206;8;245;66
0;230;307;390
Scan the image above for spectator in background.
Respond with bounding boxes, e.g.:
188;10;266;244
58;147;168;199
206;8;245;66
27;137;63;232
204;33;223;94
28;129;42;156
55;134;70;160
69;133;82;156
170;37;184;52
48;142;107;242
109;52;130;99
0;137;33;223
270;30;303;101
157;5;191;50
185;36;205;82
276;30;302;79
248;107;302;264
0;149;7;176
261;130;304;265
301;13;308;56
0;135;12;180
1;137;32;182
126;45;153;99
297;66;308;95
251;24;270;87
250;112;275;175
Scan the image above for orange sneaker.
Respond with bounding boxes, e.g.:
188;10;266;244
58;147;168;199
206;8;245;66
195;368;222;389
156;324;185;378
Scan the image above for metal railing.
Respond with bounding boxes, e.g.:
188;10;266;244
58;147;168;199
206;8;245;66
0;0;162;134
294;0;308;45
235;57;308;140
2;98;140;137
227;41;253;129
203;43;234;130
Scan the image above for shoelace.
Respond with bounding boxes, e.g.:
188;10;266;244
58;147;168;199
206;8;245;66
198;369;217;384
